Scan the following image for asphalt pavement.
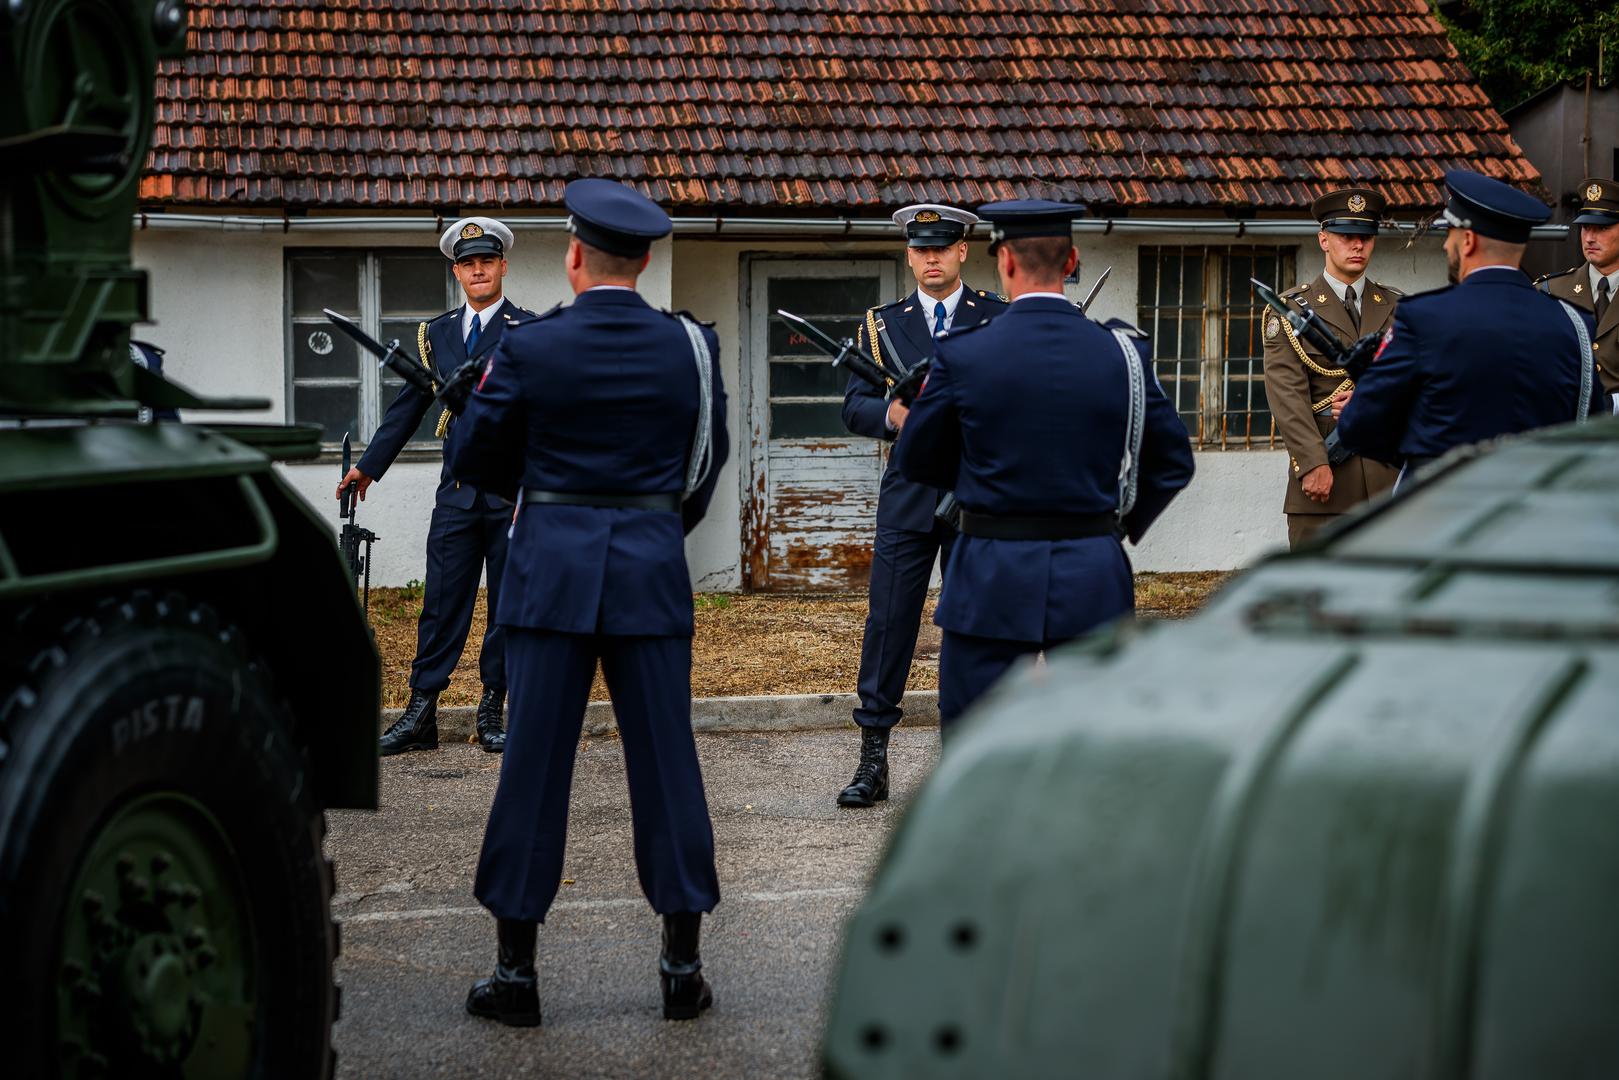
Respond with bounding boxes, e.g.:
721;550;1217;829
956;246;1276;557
327;728;940;1080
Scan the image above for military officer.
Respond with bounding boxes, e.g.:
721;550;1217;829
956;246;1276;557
338;216;528;755
1262;188;1401;547
838;203;1006;807
447;179;730;1027
1535;177;1619;414
893;200;1195;731
1335;171;1601;477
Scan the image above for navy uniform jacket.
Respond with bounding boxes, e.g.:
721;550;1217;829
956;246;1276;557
357;300;520;510
445;288;730;638
1335;268;1601;465
844;287;1006;530
893;297;1196;644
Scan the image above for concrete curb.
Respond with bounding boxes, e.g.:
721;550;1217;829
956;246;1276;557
380;690;939;741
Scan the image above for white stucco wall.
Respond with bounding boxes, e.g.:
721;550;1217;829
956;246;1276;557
134;224;1450;585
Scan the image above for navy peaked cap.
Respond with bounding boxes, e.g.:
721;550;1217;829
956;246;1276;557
565;178;672;257
1442;170;1550;243
977;199;1084;251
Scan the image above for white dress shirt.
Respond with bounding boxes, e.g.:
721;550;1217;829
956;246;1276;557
460;296;507;342
1590;263;1619;307
916;283;966;334
1322;269;1364;320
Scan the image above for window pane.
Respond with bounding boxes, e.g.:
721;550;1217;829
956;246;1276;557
293;384;360;444
291;319;358;379
769;315;864;357
379;378;442;444
291;255;359;316
770;360;846;397
380;254;450;315
770;402;847;438
380;318;438;368
767;277;880;316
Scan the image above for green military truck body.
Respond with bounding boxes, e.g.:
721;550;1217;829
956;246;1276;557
0;1;379;1075
824;421;1619;1078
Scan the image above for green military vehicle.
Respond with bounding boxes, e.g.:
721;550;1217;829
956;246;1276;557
824;420;1619;1078
0;1;379;1075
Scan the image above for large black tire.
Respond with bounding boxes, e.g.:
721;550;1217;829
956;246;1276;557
0;591;338;1079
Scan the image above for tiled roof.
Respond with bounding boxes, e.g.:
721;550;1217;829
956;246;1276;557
141;0;1537;212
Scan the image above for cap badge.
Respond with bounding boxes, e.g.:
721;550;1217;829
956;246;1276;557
914;210;941;223
1264;316;1280;340
460;222;484;240
1347;194;1366;213
1588;183;1604;202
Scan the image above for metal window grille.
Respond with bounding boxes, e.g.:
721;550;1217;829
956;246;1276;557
286;250;455;446
1136;245;1295;449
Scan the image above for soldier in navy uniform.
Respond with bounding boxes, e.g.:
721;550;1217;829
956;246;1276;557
448;179;729;1027
336;216;527;755
893;200;1195;732
837;203;1006;807
1335;171;1602;479
1535;177;1619;414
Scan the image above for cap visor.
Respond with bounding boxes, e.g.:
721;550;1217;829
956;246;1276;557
454;240;504;261
1572;210;1619;226
1323;222;1378;236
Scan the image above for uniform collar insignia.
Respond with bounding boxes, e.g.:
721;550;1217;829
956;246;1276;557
1372;293;1383;303
1316;293;1328;304
1575;283;1584;294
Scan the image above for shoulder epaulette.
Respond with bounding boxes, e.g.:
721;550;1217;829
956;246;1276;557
505;302;564;329
428;308;459;327
972;288;1010;303
665;308;717;328
1099;317;1148;340
1533;265;1582;286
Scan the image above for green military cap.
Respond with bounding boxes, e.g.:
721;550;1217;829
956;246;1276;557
1310;188;1385;236
1572;178;1619;226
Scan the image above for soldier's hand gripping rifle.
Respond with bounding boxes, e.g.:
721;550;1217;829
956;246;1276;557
337;432;378;613
1251;280;1385;466
322;309;484;416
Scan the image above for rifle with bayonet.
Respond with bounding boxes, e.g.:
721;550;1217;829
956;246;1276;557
1078;266;1111;314
323;308;483;415
337;432;378;613
1250;279;1385;466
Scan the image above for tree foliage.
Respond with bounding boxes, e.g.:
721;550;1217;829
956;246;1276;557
1432;0;1618;111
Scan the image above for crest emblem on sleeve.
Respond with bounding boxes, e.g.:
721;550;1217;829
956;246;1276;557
1588;183;1605;202
1265;316;1280;340
460;222;484;240
1347;194;1366;213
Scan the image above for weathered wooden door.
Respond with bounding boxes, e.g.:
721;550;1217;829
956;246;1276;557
742;257;901;591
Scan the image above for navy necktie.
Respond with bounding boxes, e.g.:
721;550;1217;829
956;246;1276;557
933;301;947;335
465;314;481;354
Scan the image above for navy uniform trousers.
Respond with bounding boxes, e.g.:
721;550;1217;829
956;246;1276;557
412;501;509;692
473;629;719;920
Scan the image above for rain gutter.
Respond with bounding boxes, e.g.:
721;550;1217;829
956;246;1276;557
132;212;1570;240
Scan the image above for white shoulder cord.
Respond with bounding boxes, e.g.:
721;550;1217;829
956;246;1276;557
1556;300;1593;423
1112;328;1147;524
676;315;714;499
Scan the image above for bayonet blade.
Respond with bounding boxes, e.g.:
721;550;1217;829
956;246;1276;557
339;431;353;518
1079;265;1112;313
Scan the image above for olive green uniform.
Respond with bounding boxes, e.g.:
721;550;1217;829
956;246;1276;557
1262;272;1401;546
1537;266;1618;408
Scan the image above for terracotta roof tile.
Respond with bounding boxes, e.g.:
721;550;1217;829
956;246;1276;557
141;0;1537;212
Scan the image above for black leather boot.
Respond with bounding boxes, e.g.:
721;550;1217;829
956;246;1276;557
379;689;438;756
660;912;713;1020
465;918;541;1027
475;685;507;753
836;727;890;808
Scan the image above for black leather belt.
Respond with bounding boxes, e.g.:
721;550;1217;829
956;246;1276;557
957;510;1119;541
521;489;681;512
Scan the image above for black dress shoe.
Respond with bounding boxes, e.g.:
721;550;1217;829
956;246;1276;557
475;685;507;753
466;918;541;1027
380;689;438;756
836;728;890;808
660;912;714;1020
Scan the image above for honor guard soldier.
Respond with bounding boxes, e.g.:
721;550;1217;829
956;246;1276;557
446;179;730;1027
1262;188;1401;547
1535;177;1619;414
893;200;1195;731
1336;171;1602;478
838;203;1006;806
337;216;528;755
